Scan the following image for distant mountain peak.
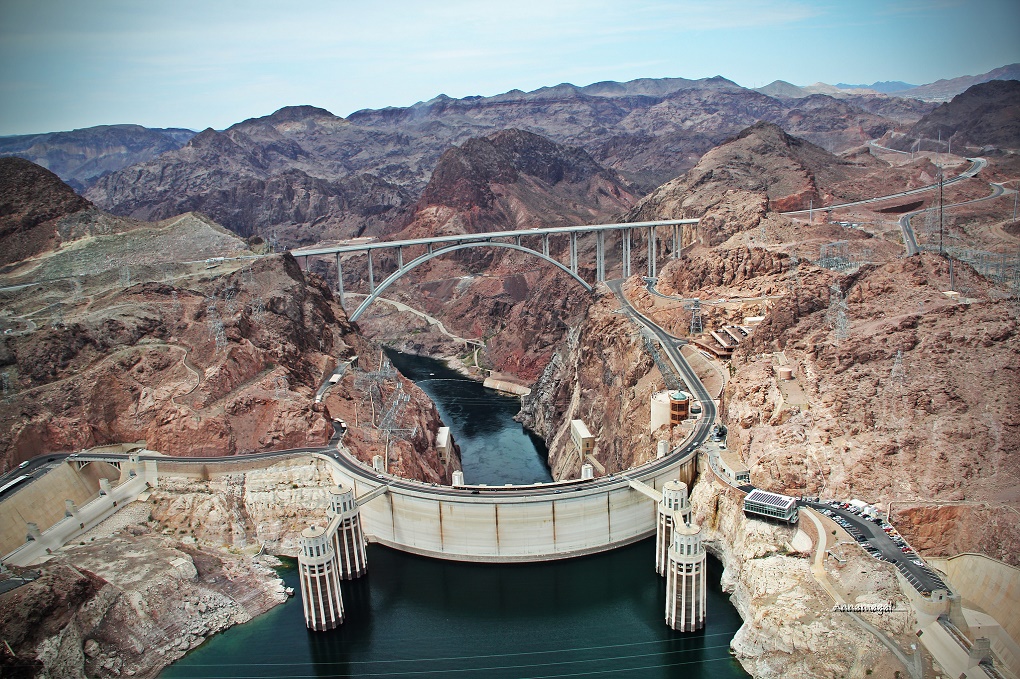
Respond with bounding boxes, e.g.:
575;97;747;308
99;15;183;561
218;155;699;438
266;105;336;121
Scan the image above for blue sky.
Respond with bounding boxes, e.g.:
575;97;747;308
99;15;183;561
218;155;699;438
1;0;1018;135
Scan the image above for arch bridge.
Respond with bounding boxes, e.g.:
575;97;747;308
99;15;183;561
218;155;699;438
290;219;699;322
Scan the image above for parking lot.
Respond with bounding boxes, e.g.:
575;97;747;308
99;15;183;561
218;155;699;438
803;500;952;595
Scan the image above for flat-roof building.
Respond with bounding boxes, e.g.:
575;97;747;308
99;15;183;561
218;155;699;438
718;448;750;485
570;420;594;459
743;489;798;524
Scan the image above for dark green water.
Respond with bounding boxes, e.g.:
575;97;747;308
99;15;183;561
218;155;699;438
385;350;553;485
162;542;748;679
161;350;749;679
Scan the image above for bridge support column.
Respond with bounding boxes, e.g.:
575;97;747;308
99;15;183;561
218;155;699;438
542;235;549;257
672;225;679;258
335;254;345;310
515;235;522;247
570;233;578;274
328;484;368;579
368;251;375;293
665;517;706;632
397;247;403;269
623;228;631;278
596;231;605;282
647;226;657;278
656;480;691;575
298;525;345;631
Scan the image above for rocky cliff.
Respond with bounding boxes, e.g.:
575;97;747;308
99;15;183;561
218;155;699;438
0;125;194;193
892;79;1020;151
0;161;454;484
691;476;918;678
625;122;880;246
0;458;350;679
515;278;715;478
85;125;413;245
352;129;635;384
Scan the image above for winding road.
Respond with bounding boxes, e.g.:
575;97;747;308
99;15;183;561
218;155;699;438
4;278;716;506
781;157;987;216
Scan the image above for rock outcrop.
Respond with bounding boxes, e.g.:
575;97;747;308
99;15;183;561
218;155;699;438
893;79;1020;151
0;161;454;484
0;125;194;193
691;476;917;678
626;122;878;245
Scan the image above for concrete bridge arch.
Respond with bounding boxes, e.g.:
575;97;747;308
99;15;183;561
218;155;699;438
348;241;592;322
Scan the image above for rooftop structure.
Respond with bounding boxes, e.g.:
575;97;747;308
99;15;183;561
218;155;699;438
743;489;798;524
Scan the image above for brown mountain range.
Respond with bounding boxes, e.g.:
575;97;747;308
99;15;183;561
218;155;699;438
891;79;1020;151
84;79;925;248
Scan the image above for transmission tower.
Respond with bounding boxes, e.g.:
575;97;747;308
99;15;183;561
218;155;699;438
205;300;227;350
826;283;850;344
687;299;703;335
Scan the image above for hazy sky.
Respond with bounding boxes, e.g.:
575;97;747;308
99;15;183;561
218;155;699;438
1;0;1018;135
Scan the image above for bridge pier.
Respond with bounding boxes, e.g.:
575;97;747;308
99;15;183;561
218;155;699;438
367;251;375;293
542;234;549;257
672;225;679;258
623;228;631;278
397;247;403;269
569;233;578;274
647;225;657;278
596;231;605;282
328;484;368;579
335;254;345;310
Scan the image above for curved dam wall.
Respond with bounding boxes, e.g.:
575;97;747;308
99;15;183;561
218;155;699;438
327;453;697;563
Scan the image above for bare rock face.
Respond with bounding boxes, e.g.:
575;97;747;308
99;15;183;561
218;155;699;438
690;478;916;678
1;160;454;484
358;129;635;384
0;157;92;265
0;124;195;193
0;531;287;679
83;80;914;246
723;254;1020;564
85;126;413;245
0;253;351;463
519;285;667;478
891;78;1020;150
626;122;875;246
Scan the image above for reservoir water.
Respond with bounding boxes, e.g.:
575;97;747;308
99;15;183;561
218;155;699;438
162;351;749;678
385;350;553;485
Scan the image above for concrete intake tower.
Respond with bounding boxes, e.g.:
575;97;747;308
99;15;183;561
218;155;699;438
298;483;369;630
329;483;367;579
655;480;691;575
664;513;707;632
297;525;345;631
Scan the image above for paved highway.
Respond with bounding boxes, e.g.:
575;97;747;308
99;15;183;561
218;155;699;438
782;158;987;216
607;279;718;442
899;181;1008;256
